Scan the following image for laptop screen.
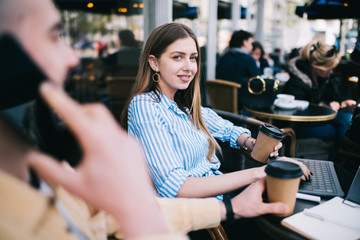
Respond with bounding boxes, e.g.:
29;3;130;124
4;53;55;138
345;167;360;205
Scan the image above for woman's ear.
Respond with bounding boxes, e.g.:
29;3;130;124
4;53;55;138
148;55;159;72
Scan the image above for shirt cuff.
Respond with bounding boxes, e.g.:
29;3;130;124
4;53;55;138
156;197;221;233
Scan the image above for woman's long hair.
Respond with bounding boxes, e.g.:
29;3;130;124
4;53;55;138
121;22;219;161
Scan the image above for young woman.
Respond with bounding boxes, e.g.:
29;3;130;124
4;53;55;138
122;23;309;201
284;41;356;161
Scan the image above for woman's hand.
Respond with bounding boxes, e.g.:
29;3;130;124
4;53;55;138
276;156;311;181
238;129;284;158
329;101;340;111
341;99;357;108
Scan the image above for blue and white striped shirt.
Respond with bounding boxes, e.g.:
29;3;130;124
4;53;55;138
128;91;251;200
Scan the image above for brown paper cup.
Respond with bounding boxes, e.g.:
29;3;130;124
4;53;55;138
265;161;303;217
251;131;281;163
251;124;283;164
266;175;300;217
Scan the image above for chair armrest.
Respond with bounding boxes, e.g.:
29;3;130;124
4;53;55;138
281;128;296;157
213;109;265;127
213;109;296;158
207;225;228;240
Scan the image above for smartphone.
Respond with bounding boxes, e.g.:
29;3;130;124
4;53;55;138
0;33;47;110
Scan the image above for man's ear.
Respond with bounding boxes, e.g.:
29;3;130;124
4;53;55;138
148;55;159;72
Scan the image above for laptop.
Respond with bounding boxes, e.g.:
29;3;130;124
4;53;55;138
295;158;345;198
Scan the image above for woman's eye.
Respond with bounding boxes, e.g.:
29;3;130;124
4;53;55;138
190;56;198;61
173;56;181;60
50;32;61;42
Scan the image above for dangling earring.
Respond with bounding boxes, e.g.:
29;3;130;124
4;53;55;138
152;70;160;83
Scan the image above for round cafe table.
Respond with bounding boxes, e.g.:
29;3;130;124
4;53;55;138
244;104;337;127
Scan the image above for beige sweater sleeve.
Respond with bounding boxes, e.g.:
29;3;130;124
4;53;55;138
155;197;221;233
108;197;221;239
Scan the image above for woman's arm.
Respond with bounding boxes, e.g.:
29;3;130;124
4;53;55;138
177;166;266;198
201;107;250;149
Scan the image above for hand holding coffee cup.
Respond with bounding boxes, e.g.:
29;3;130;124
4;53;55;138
265;161;303;217
250;124;284;164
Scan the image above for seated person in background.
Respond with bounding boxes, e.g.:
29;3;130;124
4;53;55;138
216;30;260;111
284;41;356;161
103;29;141;77
270;48;282;68
216;30;260;86
0;0;291;239
123;23;310;203
251;41;271;75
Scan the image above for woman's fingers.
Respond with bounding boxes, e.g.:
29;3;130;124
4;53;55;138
270;142;283;157
276;157;311;180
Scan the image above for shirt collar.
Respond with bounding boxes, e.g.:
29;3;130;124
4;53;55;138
152;91;187;115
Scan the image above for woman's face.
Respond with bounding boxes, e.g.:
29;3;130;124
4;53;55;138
313;66;333;78
251;48;261;61
149;37;198;100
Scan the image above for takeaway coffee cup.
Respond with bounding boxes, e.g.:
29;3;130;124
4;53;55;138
251;124;284;164
265;161;303;217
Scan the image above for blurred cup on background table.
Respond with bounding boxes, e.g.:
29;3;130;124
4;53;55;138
265;161;303;217
263;67;274;78
275;72;290;83
276;94;295;106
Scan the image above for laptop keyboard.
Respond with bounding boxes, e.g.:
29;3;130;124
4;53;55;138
298;159;338;194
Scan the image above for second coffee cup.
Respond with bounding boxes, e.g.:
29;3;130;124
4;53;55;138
251;124;283;164
265;160;303;217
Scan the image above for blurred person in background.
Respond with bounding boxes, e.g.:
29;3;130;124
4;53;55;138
251;41;272;75
284;41;356;161
216;30;260;111
216;30;260;85
103;29;141;77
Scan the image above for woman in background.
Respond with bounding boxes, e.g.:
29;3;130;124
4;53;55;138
284;41;356;160
251;41;271;74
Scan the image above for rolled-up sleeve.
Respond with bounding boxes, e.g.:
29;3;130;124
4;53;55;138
128;97;190;198
201;107;251;148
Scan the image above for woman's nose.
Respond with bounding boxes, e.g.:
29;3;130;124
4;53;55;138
182;59;193;71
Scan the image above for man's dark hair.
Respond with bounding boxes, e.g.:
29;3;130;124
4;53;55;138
118;29;138;47
229;30;253;48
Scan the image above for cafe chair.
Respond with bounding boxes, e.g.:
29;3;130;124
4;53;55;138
206;79;241;114
207;225;228;240
104;76;136;121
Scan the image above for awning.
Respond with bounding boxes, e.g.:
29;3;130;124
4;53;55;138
54;0;246;20
54;0;132;15
295;0;360;20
